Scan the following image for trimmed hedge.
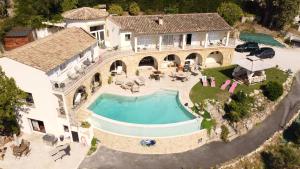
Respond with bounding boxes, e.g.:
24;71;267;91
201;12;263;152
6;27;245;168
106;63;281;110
263;81;283;101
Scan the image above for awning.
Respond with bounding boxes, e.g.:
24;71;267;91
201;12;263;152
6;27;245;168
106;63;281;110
236;56;274;72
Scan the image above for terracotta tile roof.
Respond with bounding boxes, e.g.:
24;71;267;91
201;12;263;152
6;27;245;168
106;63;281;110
109;13;232;35
62;7;108;20
3;28;97;72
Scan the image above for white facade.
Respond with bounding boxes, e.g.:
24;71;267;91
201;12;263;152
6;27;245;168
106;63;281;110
0;58;69;137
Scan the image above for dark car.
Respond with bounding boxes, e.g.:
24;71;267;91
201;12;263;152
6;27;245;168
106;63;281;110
253;47;275;59
235;42;259;52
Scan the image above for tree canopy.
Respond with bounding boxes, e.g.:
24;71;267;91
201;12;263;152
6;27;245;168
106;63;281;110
217;2;243;26
129;2;140;16
108;4;123;16
0;67;26;136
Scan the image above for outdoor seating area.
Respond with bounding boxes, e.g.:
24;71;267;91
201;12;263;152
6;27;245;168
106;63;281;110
115;76;145;93
12;139;31;158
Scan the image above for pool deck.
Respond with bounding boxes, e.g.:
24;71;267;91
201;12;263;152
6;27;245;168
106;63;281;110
75;68;212;154
78;68;203;121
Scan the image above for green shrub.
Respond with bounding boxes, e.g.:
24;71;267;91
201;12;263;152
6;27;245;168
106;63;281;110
108;76;113;84
225;91;254;122
217;2;243;26
81;121;91;128
129;2;140;16
91;137;97;146
263;81;283;101
201;119;216;134
108;4;123;16
221;125;229;142
87;137;98;155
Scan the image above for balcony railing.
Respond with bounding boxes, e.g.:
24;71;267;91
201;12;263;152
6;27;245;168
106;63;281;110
51;49;135;93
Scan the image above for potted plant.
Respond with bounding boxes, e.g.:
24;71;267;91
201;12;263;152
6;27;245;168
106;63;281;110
108;76;113;84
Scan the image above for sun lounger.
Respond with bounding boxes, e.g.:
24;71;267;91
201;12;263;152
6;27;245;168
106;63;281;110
221;80;231;90
210;77;216;87
115;79;123;85
49;144;70;156
229;81;238;94
52;150;66;161
135;78;145;86
131;85;139;93
201;76;208;86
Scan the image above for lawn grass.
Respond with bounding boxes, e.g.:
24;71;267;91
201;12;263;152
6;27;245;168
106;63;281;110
190;65;288;103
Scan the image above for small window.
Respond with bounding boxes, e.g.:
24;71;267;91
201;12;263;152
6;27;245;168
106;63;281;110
125;34;131;41
90;25;104;32
26;92;35;105
63;125;69;132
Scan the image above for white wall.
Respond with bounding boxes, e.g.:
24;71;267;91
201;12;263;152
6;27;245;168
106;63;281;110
120;32;133;50
105;19;121;48
0;58;68;137
65;19;106;33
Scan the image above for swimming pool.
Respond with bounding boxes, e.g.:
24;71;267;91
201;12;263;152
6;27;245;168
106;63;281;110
88;90;195;124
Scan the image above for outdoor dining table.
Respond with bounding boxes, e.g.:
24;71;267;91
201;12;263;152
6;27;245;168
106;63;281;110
175;73;187;79
42;134;58;146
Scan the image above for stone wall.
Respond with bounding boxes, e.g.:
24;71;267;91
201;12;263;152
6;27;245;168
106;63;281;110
93;128;208;154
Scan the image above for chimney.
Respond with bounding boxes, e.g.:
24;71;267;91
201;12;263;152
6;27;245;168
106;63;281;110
157;16;163;25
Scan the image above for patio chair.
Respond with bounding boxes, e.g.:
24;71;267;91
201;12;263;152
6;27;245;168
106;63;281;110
229;81;238;94
221;80;231;90
210;77;216;87
201;76;208;86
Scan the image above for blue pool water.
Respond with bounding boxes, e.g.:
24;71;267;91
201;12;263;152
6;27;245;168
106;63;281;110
88;90;195;124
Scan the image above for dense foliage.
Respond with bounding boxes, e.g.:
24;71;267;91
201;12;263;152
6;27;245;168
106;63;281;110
108;4;123;16
220;125;229;142
62;0;78;12
261;144;300;169
263;81;283;101
129;2;140;16
225;91;254;122
0;0;7;18
0;68;26;136
217;2;243;26
283;121;300;144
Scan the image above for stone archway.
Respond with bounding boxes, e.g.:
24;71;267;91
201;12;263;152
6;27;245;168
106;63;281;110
110;60;127;75
73;86;88;109
90;72;101;93
138;56;158;70
185;53;203;70
205;51;223;67
162;54;181;68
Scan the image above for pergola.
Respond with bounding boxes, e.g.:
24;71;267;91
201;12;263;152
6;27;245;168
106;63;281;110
233;56;274;84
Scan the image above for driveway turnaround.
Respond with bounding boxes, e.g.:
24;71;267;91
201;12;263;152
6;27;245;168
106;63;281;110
79;73;300;169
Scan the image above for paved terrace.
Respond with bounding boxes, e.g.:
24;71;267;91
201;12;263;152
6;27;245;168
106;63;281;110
79;73;300;169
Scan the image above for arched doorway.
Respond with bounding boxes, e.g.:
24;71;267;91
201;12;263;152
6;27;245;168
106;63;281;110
110;60;127;75
185;53;203;70
205;51;223;67
162;54;181;68
90;73;101;93
73;86;88;108
138;56;158;70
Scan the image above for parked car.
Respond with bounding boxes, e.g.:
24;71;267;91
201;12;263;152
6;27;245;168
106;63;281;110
253;47;275;59
235;42;259;52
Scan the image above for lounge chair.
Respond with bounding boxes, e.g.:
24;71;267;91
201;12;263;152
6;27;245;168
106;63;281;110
221;80;231;90
49;144;70;156
131;85;139;93
229;81;238;94
115;79;123;85
67;72;79;80
74;65;84;74
210;77;216;87
135;78;145;86
52;150;66;161
201;76;208;86
116;66;123;75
